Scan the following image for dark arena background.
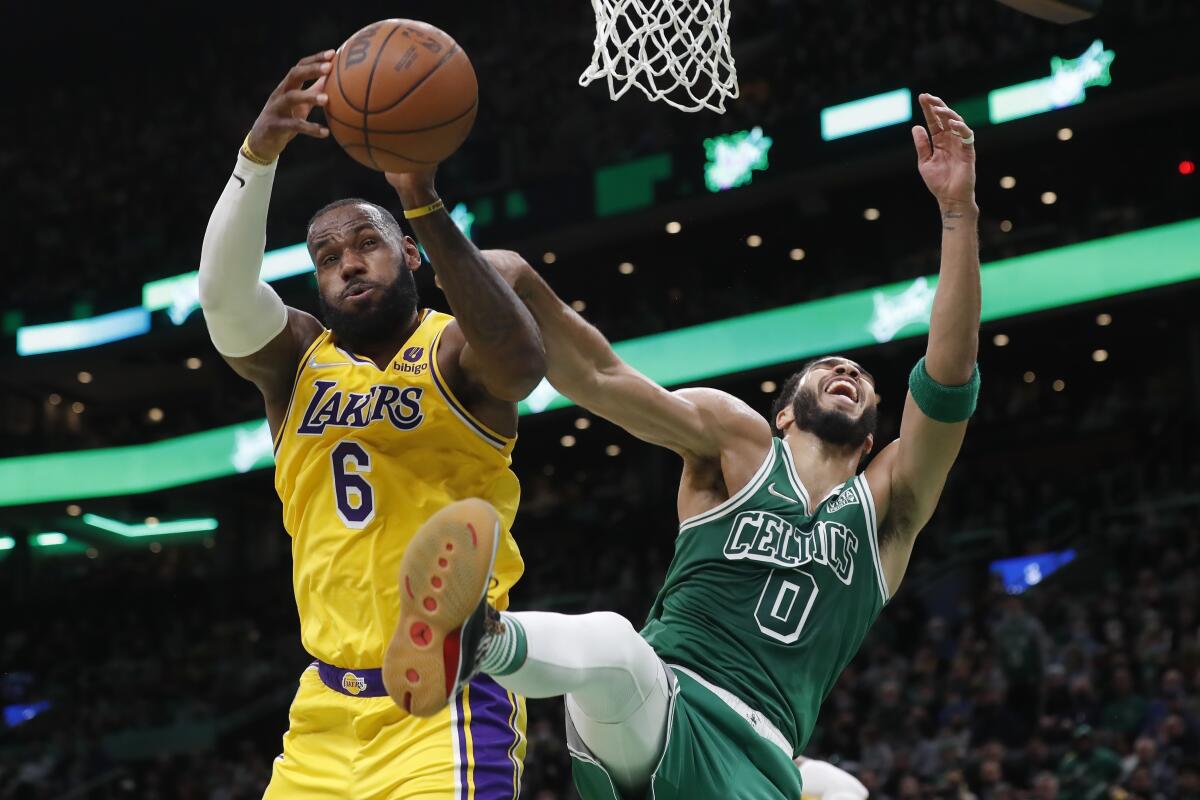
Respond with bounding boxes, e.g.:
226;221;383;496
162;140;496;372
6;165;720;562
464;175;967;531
3;1;1200;797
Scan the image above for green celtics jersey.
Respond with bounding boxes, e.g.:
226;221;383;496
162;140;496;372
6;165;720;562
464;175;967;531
642;437;890;754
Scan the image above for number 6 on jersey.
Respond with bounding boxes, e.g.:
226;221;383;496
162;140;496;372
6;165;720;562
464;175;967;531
332;441;376;528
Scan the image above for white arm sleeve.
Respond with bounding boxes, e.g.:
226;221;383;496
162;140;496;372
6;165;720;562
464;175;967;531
198;152;290;358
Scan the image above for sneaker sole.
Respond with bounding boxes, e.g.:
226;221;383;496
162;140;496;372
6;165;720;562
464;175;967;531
383;498;500;717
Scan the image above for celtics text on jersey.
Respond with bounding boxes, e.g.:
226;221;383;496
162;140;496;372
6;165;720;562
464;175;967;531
642;437;890;754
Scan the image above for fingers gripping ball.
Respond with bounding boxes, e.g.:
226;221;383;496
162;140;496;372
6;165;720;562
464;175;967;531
325;20;478;173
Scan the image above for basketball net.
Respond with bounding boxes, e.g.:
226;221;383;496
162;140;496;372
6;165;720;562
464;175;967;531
580;0;739;113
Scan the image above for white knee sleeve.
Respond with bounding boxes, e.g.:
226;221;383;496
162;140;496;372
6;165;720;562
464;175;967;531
798;758;869;800
494;611;660;721
489;611;673;795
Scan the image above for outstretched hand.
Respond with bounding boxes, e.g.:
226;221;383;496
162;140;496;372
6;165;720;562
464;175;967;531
912;93;977;210
246;50;334;163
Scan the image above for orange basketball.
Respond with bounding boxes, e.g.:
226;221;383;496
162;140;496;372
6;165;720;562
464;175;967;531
324;20;478;173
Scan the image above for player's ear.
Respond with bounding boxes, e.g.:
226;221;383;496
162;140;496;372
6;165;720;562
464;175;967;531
774;404;794;434
401;236;423;272
862;433;875;457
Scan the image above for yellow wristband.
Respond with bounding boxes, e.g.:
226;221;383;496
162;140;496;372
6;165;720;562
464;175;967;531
240;134;275;166
403;199;445;219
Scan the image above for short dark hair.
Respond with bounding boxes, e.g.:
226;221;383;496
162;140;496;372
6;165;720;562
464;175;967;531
769;358;825;437
306;198;407;246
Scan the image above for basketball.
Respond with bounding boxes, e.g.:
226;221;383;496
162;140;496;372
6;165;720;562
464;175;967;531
324;19;478;173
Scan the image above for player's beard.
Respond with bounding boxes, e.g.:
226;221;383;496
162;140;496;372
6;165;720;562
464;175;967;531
318;269;419;354
791;384;878;448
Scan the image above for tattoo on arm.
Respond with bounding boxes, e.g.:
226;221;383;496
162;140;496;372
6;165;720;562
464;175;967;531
942;211;965;231
406;211;545;397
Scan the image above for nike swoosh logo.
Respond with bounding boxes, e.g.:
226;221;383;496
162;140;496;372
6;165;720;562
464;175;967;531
309;358;352;369
232;174;246;188
767;483;799;504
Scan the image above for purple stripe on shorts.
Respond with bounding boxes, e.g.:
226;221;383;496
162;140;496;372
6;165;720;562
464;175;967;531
456;690;469;799
465;675;522;799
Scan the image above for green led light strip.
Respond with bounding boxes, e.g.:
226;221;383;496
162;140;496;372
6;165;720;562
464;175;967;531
0;533;86;558
0;532;87;553
0;218;1196;507
0;419;273;507
82;513;219;538
33;533;88;555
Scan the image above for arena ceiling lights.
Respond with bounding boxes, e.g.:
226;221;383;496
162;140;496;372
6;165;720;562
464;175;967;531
1;217;1196;507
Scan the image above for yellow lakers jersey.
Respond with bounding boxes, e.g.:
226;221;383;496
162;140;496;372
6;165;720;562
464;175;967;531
273;310;524;668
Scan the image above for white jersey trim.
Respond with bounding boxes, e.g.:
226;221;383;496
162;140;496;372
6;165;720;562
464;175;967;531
856;474;890;603
778;441;814;515
678;443;776;533
428;324;511;451
668;664;793;757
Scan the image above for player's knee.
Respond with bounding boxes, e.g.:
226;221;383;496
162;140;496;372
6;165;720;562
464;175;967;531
798;759;869;800
584;611;657;672
585;614;643;657
583;610;637;641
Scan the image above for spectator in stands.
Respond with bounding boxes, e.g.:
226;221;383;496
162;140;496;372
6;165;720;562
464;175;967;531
1056;724;1122;800
1102;666;1148;738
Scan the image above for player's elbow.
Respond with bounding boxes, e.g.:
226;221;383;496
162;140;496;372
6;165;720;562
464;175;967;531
487;345;547;402
197;259;219;310
197;253;233;313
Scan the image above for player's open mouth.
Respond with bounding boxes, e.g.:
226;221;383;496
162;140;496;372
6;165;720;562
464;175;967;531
825;378;859;404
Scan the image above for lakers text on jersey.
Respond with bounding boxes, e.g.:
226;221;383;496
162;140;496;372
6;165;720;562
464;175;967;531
273;309;525;669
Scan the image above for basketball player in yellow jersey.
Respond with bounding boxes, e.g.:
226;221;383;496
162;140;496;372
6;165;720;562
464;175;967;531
197;50;545;800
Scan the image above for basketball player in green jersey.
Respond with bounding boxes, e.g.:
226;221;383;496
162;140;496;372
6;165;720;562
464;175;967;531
385;93;980;799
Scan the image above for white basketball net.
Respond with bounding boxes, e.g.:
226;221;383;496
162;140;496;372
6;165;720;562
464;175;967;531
580;0;739;114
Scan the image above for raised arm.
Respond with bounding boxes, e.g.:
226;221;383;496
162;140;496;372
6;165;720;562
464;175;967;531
199;51;331;419
485;251;771;462
385;173;545;403
868;94;981;584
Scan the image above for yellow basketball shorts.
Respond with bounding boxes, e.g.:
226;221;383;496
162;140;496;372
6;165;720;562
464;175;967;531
264;665;527;800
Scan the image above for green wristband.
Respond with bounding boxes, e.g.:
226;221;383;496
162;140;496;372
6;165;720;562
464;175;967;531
908;357;980;423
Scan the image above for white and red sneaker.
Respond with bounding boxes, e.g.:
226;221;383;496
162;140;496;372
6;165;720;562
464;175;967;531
383;498;502;717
